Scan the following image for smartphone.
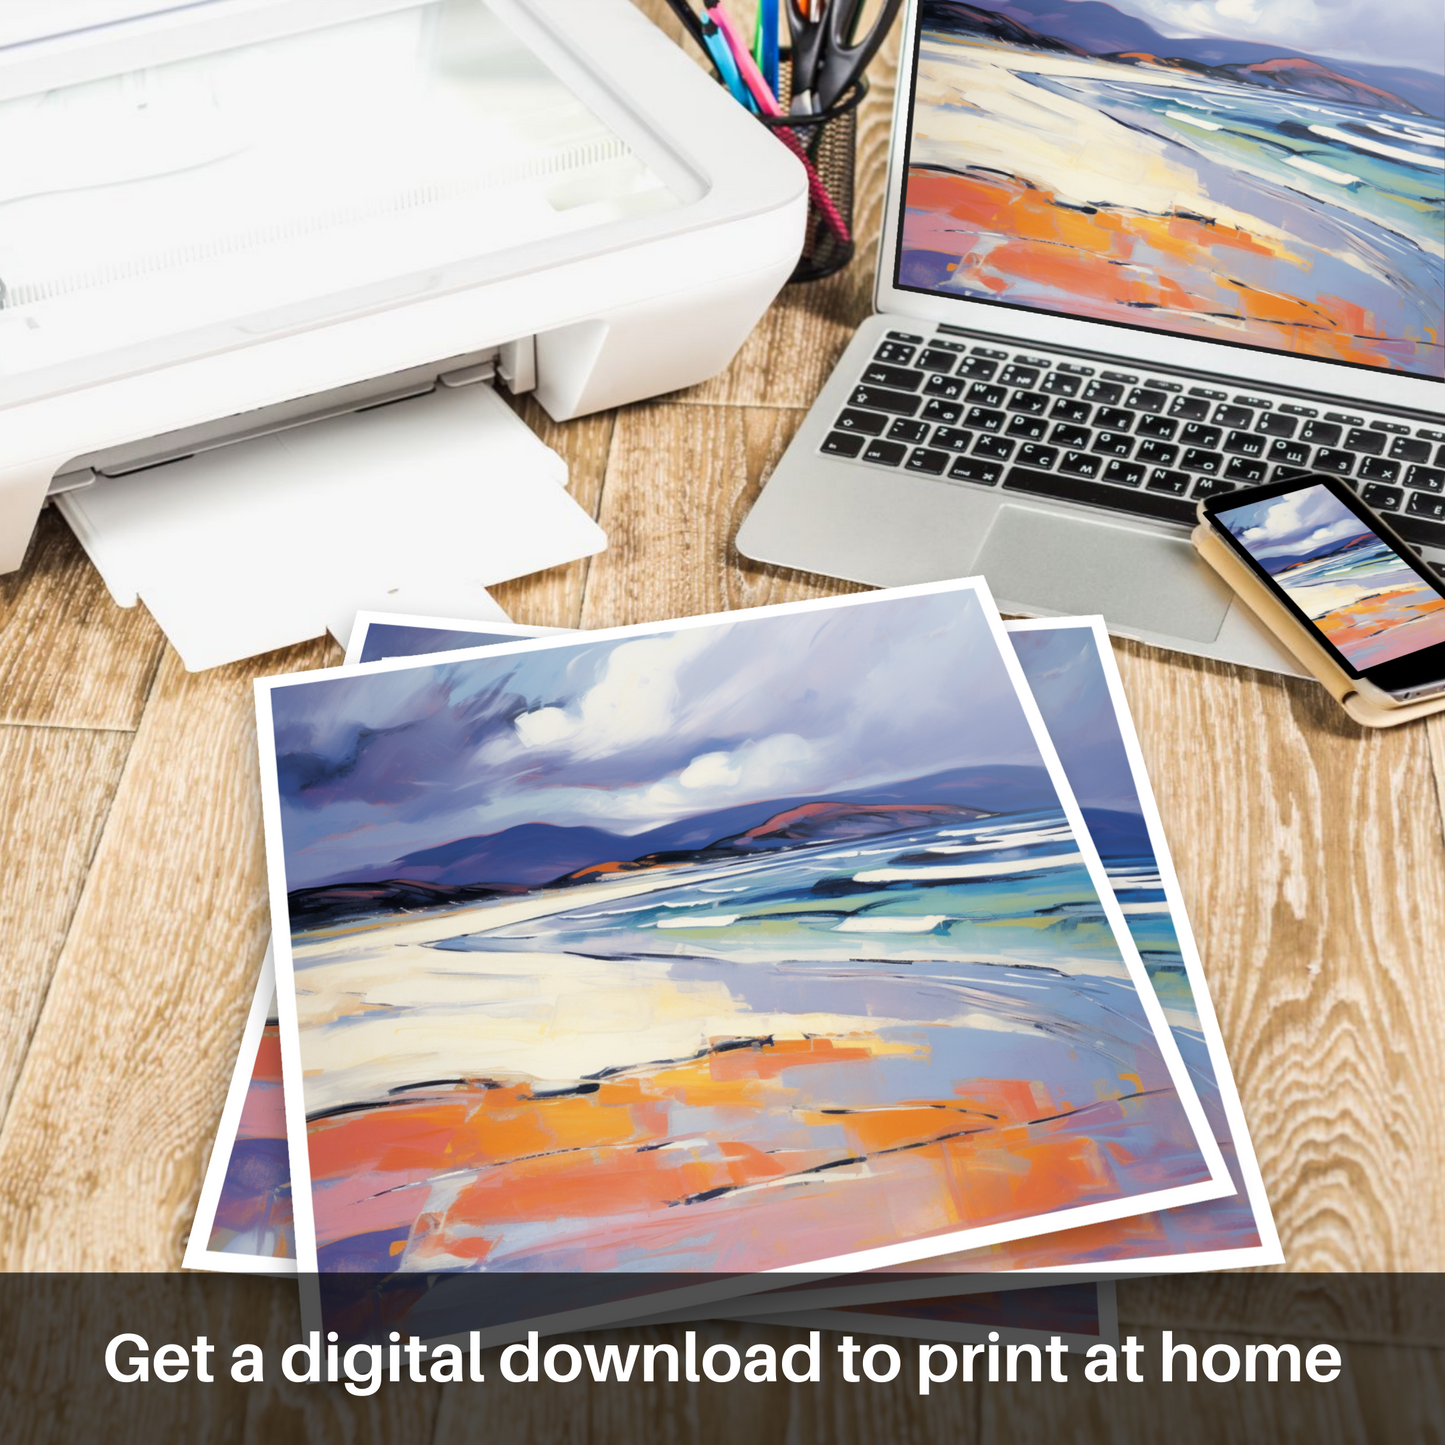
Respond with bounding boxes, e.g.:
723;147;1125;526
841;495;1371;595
1200;473;1445;706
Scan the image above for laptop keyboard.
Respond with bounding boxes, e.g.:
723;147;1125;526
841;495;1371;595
821;330;1445;558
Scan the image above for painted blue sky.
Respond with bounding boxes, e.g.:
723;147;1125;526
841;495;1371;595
1010;625;1142;815
269;590;1050;890
1216;484;1372;574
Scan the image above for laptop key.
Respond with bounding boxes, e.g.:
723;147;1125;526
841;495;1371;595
1103;459;1145;487
1300;420;1341;446
886;330;924;343
1361;483;1403;511
1257;413;1298;438
1180;423;1222;449
834;408;890;435
1407;491;1445;521
957;356;999;380
967;383;1008;407
1040;372;1081;397
1051;424;1091;450
1050;398;1092;424
930;427;974;452
1083;380;1123;404
1344;428;1384;456
1092;432;1134;457
907;448;951;476
1008;390;1050;415
974;435;1015;461
1268;438;1312;467
1006;414;1048;441
998;364;1040;388
965;406;1006;432
1314;448;1354;475
1127;388;1167;413
1359;457;1400;482
1017;444;1058;469
948;457;1003;486
874;342;917;365
1192;476;1236;499
821;431;865;458
887;418;931;444
924;374;966;400
1214;404;1254;429
916;348;960;373
1147;469;1191;495
1004;466;1196;524
863;363;925;390
1181;448;1223;474
1389;436;1430;463
922;398;963;424
850;384;921;417
1224;430;1266;457
1169;395;1211;421
860;438;908;467
1136;440;1178;467
1095;406;1134;432
1394;513;1445;551
1225;457;1267;483
1059;451;1102;478
1136;414;1178;440
1407;465;1445;493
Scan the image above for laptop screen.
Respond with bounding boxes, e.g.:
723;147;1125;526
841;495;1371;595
895;0;1443;380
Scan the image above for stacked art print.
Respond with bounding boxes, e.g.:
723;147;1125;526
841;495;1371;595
255;585;1227;1283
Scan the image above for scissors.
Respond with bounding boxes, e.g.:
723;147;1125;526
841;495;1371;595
786;0;903;113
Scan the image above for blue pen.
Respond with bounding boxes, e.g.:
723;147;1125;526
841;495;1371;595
758;0;780;98
700;14;755;110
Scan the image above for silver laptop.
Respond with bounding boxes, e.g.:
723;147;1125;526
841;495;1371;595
738;0;1443;672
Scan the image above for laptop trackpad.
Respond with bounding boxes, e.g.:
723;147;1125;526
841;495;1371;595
976;505;1232;643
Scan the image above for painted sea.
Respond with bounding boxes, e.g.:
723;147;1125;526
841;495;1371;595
294;799;1208;1274
903;1;1443;376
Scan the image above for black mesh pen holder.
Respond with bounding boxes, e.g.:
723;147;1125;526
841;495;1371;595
759;65;867;284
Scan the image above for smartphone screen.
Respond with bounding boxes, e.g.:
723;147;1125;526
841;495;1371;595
1206;476;1445;695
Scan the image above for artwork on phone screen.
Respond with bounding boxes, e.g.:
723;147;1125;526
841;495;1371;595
1218;483;1445;667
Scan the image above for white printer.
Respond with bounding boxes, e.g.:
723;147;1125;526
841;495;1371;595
0;0;806;664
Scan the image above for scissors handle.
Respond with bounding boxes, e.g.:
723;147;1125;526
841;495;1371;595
811;0;903;111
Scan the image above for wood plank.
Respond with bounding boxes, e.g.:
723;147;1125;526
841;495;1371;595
0;639;336;1269
982;1323;1429;1445
579;403;866;631
430;1322;980;1445
490;397;614;630
0;509;165;730
0;725;133;1125
1108;637;1445;1270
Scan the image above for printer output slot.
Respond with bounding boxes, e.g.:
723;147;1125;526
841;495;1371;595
46;338;539;496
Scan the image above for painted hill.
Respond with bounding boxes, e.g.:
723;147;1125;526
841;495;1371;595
922;0;1440;116
554;800;994;884
287;764;1059;927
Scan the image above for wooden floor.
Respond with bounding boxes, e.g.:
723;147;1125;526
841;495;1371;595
0;6;1440;1440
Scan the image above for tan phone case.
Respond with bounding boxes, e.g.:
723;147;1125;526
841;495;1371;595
1192;519;1445;728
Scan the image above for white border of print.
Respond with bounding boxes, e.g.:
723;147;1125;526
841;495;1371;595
253;579;1231;1330
182;944;291;1276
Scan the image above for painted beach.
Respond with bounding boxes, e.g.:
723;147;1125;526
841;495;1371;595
903;1;1443;376
265;591;1218;1276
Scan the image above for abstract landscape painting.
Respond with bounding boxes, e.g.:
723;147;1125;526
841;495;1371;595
1217;483;1445;668
257;584;1225;1284
901;0;1443;375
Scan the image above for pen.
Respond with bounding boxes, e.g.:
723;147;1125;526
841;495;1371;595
754;0;780;98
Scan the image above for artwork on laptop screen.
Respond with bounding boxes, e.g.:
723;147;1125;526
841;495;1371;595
257;582;1228;1290
1216;482;1445;667
899;0;1444;377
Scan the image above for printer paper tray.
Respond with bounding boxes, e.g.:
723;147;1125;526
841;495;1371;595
57;384;605;670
